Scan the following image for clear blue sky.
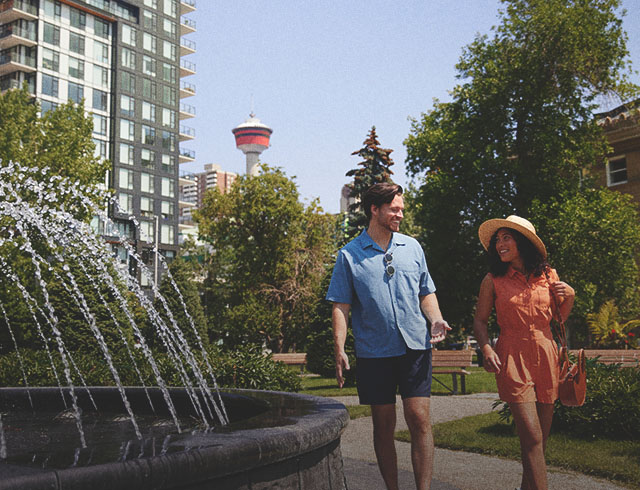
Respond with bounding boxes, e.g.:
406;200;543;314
182;1;640;214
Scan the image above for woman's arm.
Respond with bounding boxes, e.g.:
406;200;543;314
550;281;575;322
473;274;501;373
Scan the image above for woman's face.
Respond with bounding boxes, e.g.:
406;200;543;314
494;228;520;263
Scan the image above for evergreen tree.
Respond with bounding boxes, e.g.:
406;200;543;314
344;126;395;240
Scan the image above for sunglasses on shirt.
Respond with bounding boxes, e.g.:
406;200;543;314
384;252;395;277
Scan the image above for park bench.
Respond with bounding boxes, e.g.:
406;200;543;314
431;350;474;395
570;349;639;368
271;352;307;373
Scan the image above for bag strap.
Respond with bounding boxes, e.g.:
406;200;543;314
544;267;569;351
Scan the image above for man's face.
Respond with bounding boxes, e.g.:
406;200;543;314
372;194;404;232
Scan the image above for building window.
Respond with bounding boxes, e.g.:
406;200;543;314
119;143;134;165
161;200;174;219
142;79;156;99
162;108;175;128
121;71;135;92
121;47;136;69
162;40;176;61
68;57;84;79
139;220;154;242
122;25;137;47
161;177;174;198
161;62;176;83
120;119;135;141
93;41;108;63
163;0;177;18
161;224;174;245
42;47;59;71
140;196;154;217
141;148;155;168
69;32;85;55
68;82;83;104
161;131;175;151
144;0;158;8
163;18;176;37
120;94;135;117
142;55;156;76
41;74;58;97
143;10;157;29
93;89;108;111
607;157;628;186
70;7;86;30
43;0;61;19
118;192;133;214
93;114;107;136
43;22;60;46
41;99;58;113
93;64;109;87
119;168;134;190
142;125;156;145
161;85;176;105
143;33;157;53
94;18;110;39
141;172;154;193
142;101;156;122
93;138;107;159
161;154;175;173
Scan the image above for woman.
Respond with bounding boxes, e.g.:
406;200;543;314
473;216;575;490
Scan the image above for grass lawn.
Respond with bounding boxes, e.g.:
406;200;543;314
396;411;640;487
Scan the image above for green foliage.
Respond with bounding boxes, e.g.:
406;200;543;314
495;359;640;439
587;300;640;349
404;0;638;333
194;166;335;352
529;188;640;343
0;345;301;392
344;126;395;240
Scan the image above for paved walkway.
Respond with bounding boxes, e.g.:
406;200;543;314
333;393;628;490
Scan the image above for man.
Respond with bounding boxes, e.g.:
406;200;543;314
326;182;450;490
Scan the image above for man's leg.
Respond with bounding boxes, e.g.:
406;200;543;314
371;403;399;490
403;397;433;490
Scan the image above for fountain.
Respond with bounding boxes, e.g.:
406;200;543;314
0;163;348;489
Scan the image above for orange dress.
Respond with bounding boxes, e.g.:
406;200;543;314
491;267;560;404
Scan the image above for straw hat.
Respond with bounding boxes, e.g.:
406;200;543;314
478;215;547;258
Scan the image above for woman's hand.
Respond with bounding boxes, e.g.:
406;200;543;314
482;345;501;374
551;281;575;300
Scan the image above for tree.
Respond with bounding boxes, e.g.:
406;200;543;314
404;0;638;333
194;166;335;352
344;126;395;240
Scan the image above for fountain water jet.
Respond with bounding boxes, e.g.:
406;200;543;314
0;162;348;489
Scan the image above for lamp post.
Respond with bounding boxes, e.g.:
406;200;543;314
154;215;159;287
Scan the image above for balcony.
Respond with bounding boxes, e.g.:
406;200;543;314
179;102;195;120
0;23;36;49
179;124;195;141
180;37;195;57
179;0;195;15
180;80;195;98
180;17;195;36
180;59;195;78
0;49;35;76
0;0;38;23
179;147;195;163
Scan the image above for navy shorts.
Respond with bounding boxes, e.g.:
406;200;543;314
356;348;432;405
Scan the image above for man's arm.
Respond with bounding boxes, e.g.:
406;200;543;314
332;302;351;388
419;293;451;344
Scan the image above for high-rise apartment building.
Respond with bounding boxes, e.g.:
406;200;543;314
0;0;197;283
179;163;237;225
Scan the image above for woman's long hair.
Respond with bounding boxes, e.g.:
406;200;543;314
488;228;548;277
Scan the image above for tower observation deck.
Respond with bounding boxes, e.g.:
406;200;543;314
232;113;273;176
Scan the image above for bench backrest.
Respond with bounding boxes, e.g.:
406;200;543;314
570;349;639;368
431;350;474;367
271;353;307;364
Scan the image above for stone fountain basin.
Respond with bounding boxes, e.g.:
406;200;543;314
0;387;349;490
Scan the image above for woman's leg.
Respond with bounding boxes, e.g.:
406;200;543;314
509;402;548;490
536;402;554;452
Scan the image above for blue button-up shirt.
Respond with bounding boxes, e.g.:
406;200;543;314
326;230;436;358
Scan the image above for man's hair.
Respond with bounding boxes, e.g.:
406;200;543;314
362;182;403;222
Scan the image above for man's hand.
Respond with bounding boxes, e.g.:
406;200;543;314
335;350;350;388
430;320;451;344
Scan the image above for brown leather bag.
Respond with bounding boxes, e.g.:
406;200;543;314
545;269;586;407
